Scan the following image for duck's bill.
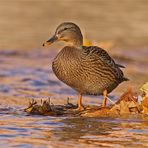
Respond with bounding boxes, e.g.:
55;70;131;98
43;35;58;46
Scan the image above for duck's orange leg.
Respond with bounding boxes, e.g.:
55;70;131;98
77;94;84;111
102;90;108;108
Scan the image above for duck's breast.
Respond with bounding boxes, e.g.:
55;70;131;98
52;46;84;91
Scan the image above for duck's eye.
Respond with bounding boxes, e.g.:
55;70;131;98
63;28;68;31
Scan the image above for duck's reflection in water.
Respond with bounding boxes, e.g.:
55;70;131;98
43;117;148;147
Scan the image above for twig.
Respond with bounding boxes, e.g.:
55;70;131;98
107;97;115;105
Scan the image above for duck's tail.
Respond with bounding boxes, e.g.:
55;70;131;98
122;77;129;82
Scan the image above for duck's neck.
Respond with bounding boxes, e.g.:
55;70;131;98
67;33;83;48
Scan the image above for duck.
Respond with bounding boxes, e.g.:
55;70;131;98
43;22;128;111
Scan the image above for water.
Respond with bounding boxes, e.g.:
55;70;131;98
0;111;148;147
0;47;147;147
0;0;148;147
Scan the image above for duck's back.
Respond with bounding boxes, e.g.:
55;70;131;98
52;46;128;95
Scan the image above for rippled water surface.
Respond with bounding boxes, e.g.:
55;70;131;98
0;0;148;147
0;48;148;147
0;112;148;148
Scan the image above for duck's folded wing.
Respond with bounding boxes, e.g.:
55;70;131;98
83;46;128;81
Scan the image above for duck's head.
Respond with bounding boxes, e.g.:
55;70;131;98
43;22;83;47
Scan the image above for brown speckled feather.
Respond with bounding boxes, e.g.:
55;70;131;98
52;46;128;95
44;22;129;109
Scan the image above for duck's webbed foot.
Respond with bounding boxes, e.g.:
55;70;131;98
71;93;85;111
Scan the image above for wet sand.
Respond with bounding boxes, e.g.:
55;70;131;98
0;0;148;147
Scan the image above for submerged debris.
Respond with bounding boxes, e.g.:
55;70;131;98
25;87;148;118
24;98;77;116
24;98;52;115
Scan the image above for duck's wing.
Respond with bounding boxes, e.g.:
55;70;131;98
83;46;128;81
83;46;120;68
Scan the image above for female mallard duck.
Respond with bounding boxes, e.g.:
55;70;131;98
43;22;128;111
